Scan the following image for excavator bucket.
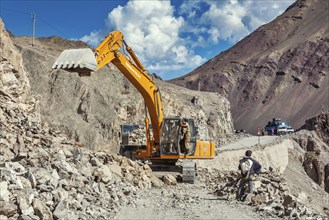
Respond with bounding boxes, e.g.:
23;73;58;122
52;48;98;74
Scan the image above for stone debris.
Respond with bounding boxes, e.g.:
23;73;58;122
124;125;153;146
0;20;163;220
199;169;327;219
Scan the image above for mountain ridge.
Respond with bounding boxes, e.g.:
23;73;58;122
170;0;329;133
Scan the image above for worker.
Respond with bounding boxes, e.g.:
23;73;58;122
179;121;191;155
237;150;261;201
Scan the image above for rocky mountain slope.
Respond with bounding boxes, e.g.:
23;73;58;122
0;18;167;219
171;0;329;133
12;34;233;152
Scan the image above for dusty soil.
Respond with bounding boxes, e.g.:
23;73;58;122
114;134;329;219
114;182;266;220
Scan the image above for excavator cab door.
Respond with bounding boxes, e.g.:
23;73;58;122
160;118;181;155
159;118;196;156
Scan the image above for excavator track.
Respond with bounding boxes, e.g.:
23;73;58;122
150;159;196;183
181;161;196;183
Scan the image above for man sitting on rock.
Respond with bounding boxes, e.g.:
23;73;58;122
237;150;262;201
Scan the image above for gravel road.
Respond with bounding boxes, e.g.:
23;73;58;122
114;182;267;220
220;135;278;152
114;135;280;220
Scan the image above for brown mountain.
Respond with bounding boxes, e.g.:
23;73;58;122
171;0;329;133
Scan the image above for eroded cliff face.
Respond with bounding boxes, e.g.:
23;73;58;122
171;0;329;133
0;19;31;101
13;32;233;152
292;113;329;193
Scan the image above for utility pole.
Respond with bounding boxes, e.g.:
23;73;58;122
32;12;36;47
198;80;201;91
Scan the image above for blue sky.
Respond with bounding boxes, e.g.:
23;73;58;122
0;0;294;79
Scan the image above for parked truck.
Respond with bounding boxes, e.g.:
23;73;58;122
265;118;293;135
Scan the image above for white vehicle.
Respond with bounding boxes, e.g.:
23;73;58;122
287;127;294;133
277;126;287;135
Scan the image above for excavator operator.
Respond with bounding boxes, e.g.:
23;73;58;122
180;121;191;155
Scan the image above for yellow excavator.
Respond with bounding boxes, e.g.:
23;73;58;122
52;30;215;182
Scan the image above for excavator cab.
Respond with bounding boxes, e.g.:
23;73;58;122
159;118;196;156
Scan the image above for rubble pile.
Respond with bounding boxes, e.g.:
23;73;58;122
124;125;153;146
198;169;326;219
0;21;163;220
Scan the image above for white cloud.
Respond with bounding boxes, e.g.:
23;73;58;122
242;1;294;30
80;0;205;79
203;2;249;43
80;0;295;79
179;0;294;44
80;30;104;47
107;1;184;62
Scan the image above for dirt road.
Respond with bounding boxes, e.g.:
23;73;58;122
114;182;266;220
220;135;278;152
114;135;280;220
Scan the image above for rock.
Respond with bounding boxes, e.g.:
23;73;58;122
33;199;53;220
162;174;177;186
18;176;32;189
150;176;164;188
56;160;79;175
283;194;295;207
253;180;262;191
18;197;34;216
297;192;309;205
123;172;134;183
0;215;8;220
26;171;37;188
6;162;26;173
251;194;268;205
257;205;273;212
18;215;32;220
108;163;123;178
0;182;10;202
52;188;69;204
90;157;102;166
0;201;17;217
93;165;112;184
53;200;67;220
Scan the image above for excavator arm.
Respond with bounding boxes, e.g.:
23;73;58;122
52;31;164;157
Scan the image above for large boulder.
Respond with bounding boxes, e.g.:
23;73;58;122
162;174;177;186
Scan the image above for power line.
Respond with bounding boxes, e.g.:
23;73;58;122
1;7;68;38
1;7;30;15
37;16;68;38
